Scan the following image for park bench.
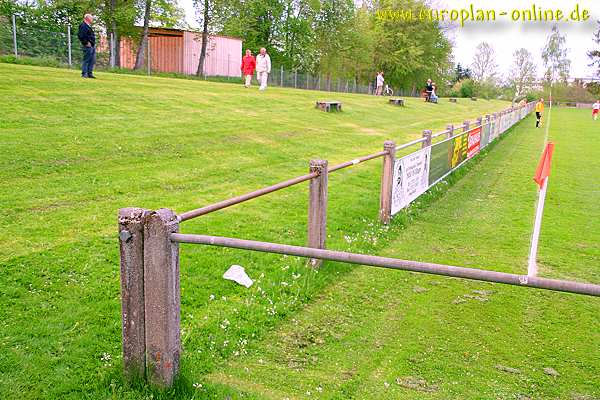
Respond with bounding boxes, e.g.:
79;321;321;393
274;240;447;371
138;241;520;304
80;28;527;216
389;98;405;106
316;100;342;112
449;98;458;103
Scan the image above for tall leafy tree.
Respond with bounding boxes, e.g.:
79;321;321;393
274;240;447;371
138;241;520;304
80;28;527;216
133;0;152;70
470;42;498;83
508;48;537;103
587;20;600;78
542;25;571;83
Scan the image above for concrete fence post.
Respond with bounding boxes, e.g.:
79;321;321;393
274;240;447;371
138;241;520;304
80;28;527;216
308;160;329;268
280;66;284;87
119;208;148;379
143;208;180;387
307;160;328;268
379;141;396;224
294;70;297;88
463;120;470;133
446;124;454;138
421;130;432;149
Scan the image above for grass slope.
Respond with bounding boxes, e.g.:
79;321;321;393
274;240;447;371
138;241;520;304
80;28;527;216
209;108;600;399
0;63;597;399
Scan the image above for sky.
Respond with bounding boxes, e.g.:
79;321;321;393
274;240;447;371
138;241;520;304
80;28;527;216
178;0;600;79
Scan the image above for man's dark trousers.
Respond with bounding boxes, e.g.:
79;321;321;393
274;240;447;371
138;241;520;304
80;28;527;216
82;46;96;77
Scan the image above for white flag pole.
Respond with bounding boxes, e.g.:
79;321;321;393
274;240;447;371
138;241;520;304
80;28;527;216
528;176;549;277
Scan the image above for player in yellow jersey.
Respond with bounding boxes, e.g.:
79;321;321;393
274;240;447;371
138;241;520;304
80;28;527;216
535;98;545;128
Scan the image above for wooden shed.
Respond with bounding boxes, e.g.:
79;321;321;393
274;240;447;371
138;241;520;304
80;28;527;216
119;27;243;77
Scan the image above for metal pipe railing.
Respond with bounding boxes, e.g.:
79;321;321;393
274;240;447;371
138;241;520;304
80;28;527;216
171;233;600;297
178;171;319;222
179;103;534;223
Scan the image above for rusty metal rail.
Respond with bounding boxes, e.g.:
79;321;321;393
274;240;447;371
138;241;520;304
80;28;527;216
171;233;600;297
178;149;389;222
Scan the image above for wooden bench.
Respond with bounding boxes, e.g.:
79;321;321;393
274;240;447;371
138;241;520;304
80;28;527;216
389;98;405;106
449;98;458;103
316;101;342;112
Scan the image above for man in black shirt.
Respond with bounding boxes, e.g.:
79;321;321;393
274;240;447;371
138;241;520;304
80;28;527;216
78;14;96;78
425;79;433;102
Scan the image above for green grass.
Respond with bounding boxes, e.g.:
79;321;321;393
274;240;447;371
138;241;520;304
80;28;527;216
0;63;598;399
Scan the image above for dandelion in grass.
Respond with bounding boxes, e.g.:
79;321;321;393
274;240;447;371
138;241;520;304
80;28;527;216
220;319;230;329
316;386;323;393
192;382;202;389
209;294;215;301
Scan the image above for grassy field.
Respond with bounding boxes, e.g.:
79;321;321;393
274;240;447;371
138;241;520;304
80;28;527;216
0;63;598;399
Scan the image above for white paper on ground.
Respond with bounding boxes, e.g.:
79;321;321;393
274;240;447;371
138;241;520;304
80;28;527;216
223;265;254;288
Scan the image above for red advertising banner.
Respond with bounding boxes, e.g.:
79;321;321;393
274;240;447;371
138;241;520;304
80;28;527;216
467;127;481;159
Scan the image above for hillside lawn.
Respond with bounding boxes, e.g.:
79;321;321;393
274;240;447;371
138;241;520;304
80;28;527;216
0;63;598;399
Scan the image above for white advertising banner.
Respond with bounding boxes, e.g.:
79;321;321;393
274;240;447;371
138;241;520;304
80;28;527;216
391;147;432;215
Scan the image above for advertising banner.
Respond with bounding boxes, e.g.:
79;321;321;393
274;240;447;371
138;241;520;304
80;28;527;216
428;139;452;185
391;147;431;215
467;127;481;159
480;122;491;149
450;133;468;168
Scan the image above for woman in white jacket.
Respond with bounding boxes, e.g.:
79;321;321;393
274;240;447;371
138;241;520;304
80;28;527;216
256;48;271;91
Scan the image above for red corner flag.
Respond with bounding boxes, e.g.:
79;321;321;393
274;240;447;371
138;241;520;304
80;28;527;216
533;142;555;188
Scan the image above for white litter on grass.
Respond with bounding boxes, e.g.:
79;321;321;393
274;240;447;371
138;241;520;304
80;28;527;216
223;265;253;288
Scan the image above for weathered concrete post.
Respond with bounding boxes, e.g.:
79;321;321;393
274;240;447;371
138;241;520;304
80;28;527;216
463;120;470;133
307;160;328;268
421;130;432;149
143;208;180;387
119;207;147;379
446;124;454;138
379;141;396;224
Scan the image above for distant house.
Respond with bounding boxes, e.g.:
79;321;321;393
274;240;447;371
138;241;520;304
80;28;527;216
119;27;242;77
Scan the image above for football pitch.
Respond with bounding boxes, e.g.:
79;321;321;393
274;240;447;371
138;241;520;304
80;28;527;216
0;63;598;399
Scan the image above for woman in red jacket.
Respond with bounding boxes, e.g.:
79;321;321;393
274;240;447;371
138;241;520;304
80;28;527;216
241;49;256;88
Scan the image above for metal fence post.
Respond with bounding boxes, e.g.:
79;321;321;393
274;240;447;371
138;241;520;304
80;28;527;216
422;130;432;149
280;66;283;87
379;141;396;224
294;70;297;88
67;25;72;67
147;38;151;76
307;160;328;268
446;124;454;138
143;208;180;387
119;208;148;380
12;14;18;57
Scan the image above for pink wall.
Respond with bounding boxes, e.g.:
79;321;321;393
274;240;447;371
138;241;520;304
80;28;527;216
183;32;242;77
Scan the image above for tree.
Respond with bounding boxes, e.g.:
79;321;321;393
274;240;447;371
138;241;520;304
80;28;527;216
542;25;570;83
470;42;498;83
133;0;152;70
508;48;537;103
453;63;471;83
587;20;600;78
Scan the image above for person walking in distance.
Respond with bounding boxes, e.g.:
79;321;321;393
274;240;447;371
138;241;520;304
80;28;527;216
535;98;544;128
592;99;600;120
241;49;256;88
78;14;96;79
256;48;271;91
376;71;384;95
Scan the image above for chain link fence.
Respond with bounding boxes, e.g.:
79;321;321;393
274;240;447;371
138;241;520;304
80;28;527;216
2;13;421;96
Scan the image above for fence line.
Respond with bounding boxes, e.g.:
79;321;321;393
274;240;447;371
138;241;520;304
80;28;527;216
114;100;600;389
